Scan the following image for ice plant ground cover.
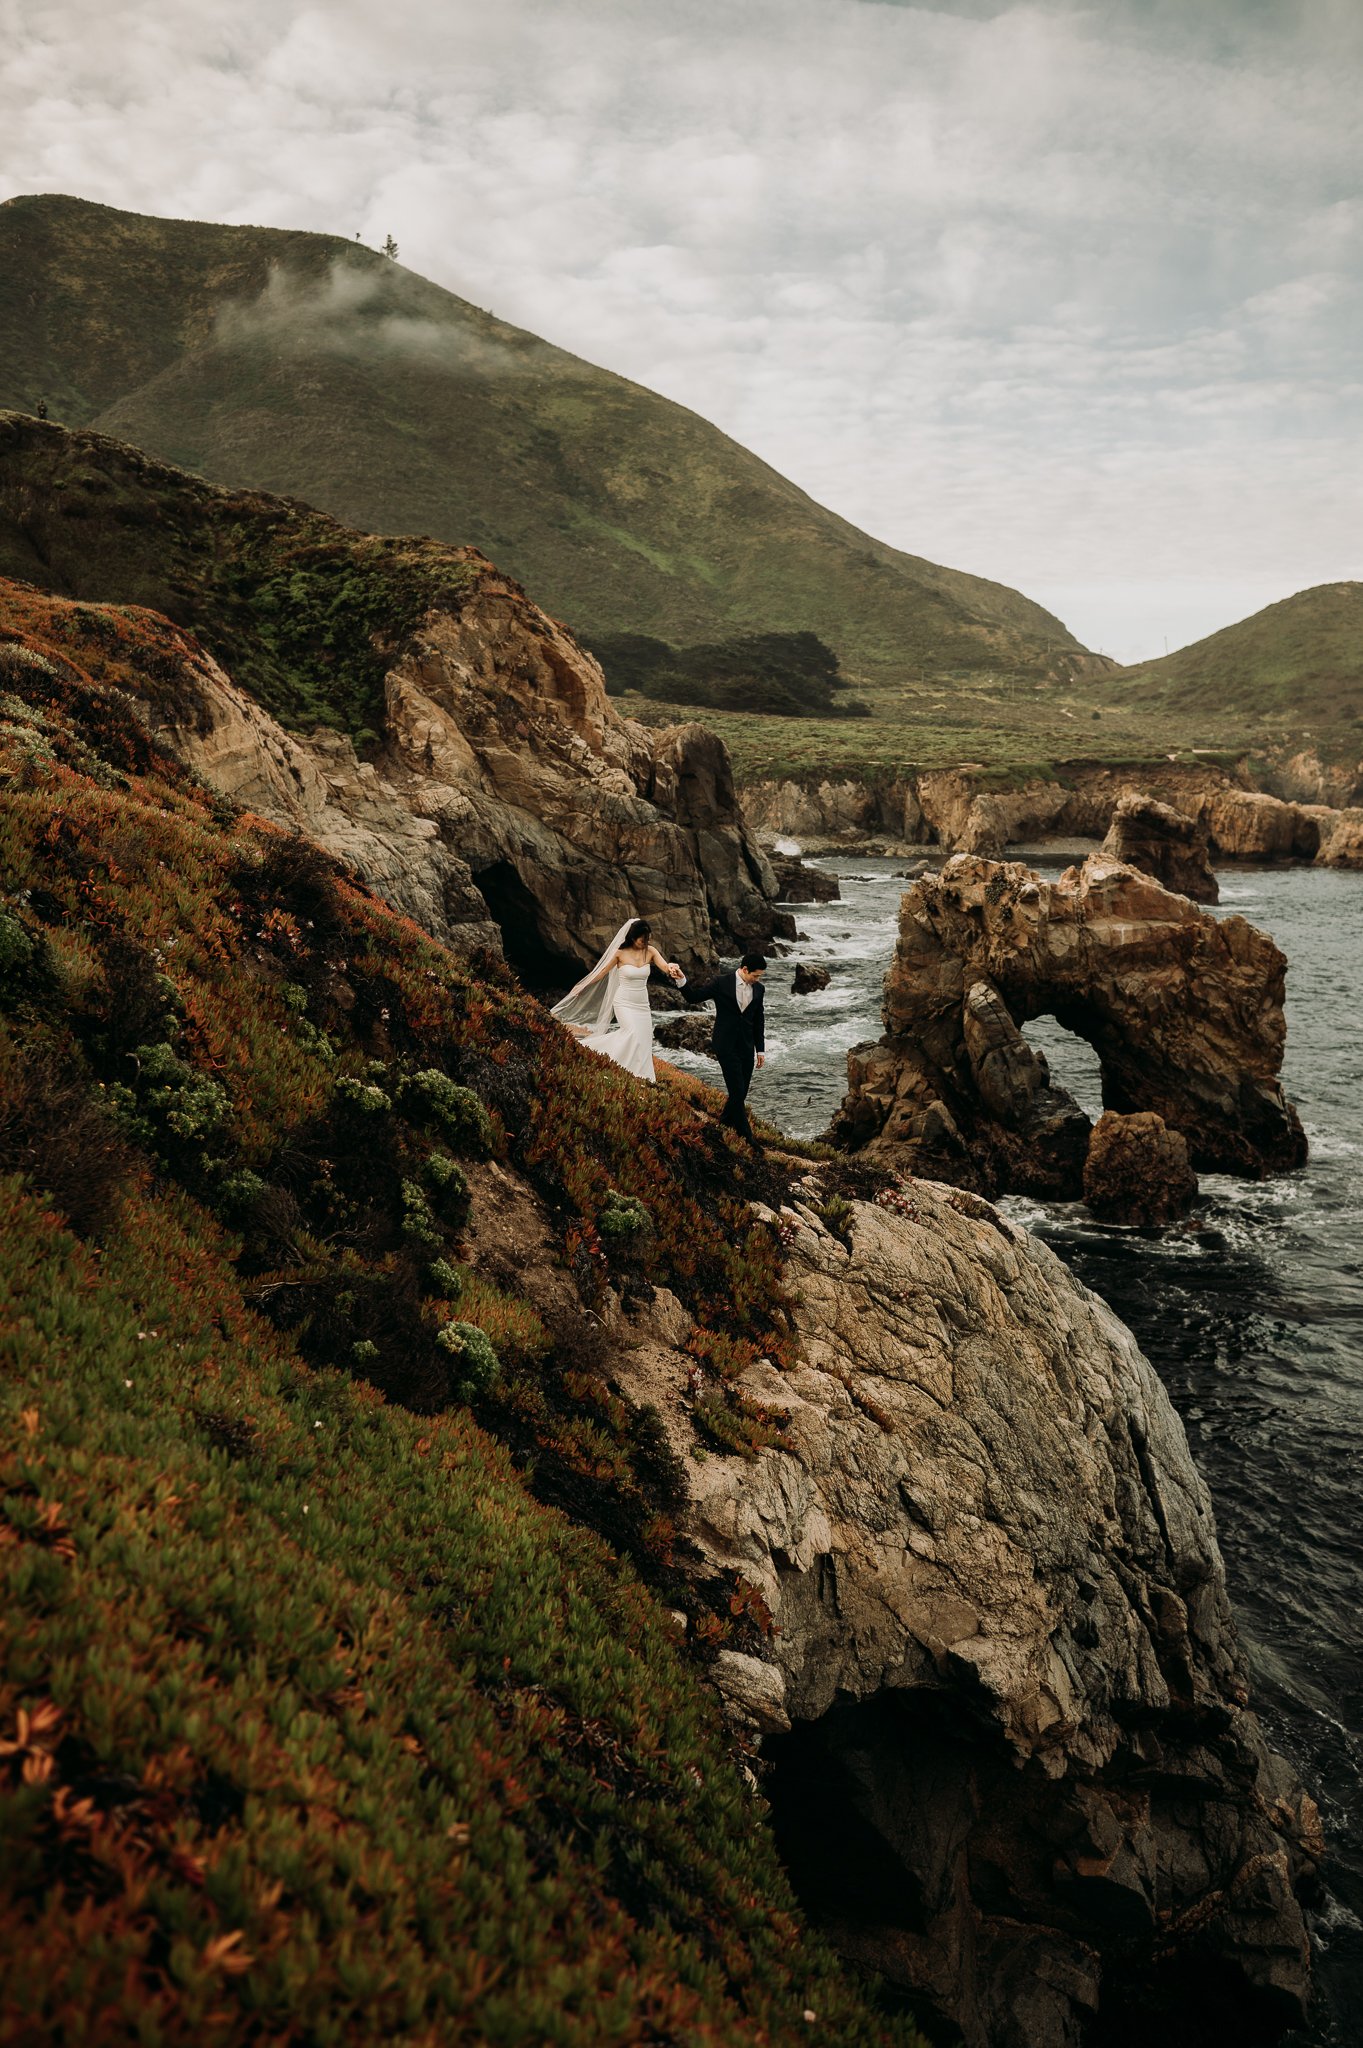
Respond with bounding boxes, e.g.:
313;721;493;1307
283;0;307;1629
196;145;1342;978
0;590;919;2042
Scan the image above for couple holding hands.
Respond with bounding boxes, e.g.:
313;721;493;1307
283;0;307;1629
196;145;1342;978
551;918;767;1142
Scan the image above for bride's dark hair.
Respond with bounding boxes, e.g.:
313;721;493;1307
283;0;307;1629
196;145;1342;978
622;920;652;948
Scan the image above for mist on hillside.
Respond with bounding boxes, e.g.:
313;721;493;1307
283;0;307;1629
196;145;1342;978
211;257;567;379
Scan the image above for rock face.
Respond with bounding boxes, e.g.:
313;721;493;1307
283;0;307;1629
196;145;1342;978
743;756;1363;871
588;1181;1319;2047
1101;792;1219;902
1204;790;1318;861
1083;1111;1199;1224
1313;807;1363;869
792;963;832;995
833;853;1306;1193
119;575;778;978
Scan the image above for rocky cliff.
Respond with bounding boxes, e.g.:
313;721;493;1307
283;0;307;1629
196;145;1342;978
470;1162;1319;2047
744;758;1363;871
833;853;1306;1197
0;425;782;979
0;592;1318;2046
127;586;776;979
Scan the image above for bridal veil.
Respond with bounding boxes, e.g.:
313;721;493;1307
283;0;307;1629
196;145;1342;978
550;919;638;1035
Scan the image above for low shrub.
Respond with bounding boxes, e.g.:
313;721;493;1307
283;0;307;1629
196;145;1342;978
435;1317;501;1400
401;1068;497;1157
424;1150;470;1227
598;1186;652;1244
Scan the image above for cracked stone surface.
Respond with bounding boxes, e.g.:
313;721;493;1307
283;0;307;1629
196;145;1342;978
607;1182;1319;2047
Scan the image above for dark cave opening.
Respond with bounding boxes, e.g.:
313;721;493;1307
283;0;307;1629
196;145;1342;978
471;860;581;992
761;1690;1298;2048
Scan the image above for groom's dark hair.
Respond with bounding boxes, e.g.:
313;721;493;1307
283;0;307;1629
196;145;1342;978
740;952;768;973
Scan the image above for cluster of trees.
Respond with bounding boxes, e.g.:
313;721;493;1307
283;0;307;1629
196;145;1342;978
590;629;869;718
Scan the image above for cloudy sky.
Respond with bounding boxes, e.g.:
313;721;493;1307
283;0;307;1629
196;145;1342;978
5;0;1361;660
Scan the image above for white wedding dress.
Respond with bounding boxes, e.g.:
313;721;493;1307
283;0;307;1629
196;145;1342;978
579;963;656;1082
550;923;661;1084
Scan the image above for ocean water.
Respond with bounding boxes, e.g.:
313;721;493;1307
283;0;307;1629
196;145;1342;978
719;851;1363;2044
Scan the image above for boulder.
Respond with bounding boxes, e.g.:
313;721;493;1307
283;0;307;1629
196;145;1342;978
1101;792;1218;902
603;1181;1318;2047
653;1014;717;1059
770;853;842;904
791;963;832;994
1083;1109;1199;1223
832;852;1306;1190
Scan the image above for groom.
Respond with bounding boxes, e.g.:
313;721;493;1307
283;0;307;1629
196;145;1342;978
685;954;767;1142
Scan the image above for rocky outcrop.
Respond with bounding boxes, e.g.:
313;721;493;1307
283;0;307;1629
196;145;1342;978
118;573;778;978
792;963;832;994
769;853;842;904
556;1180;1316;2047
1101;792;1219;902
833;853;1306;1193
1203;790;1317;861
743;776;924;849
653;1014;717;1059
743;756;1363;871
1083;1110;1199;1223
1312;807;1363;869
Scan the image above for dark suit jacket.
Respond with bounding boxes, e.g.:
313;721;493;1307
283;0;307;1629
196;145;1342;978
687;970;765;1061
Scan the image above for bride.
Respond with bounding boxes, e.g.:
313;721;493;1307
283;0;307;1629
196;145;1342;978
551;919;685;1083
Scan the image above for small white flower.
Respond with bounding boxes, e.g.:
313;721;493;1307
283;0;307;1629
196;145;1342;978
303;1505;310;1515
124;1378;133;1388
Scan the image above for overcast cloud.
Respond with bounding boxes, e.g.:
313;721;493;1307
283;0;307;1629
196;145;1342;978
4;0;1360;660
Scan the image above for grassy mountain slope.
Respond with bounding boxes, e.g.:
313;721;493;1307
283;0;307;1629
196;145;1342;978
0;191;1086;693
0;409;1238;791
0;408;485;743
1120;581;1363;742
0;586;914;2041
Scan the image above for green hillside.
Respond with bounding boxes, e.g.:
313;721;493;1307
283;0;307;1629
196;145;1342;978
0;191;1088;695
1120;581;1363;744
0;580;914;2042
0;408;486;745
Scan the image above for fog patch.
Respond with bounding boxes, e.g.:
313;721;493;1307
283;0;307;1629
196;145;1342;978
211;258;566;379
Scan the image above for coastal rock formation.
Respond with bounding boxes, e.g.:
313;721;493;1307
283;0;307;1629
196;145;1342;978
1083;1110;1199;1223
743;775;925;848
48;576;779;978
653;1013;717;1059
591;1183;1318;2046
743;756;1363;870
1203;790;1317;861
1101;791;1219;901
770;852;842;903
792;963;832;994
1311;807;1363;869
833;852;1306;1191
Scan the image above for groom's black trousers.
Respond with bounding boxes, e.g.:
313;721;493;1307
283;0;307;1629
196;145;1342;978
716;1047;755;1139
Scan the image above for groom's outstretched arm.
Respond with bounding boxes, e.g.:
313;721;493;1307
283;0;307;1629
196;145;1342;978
684;973;727;1006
